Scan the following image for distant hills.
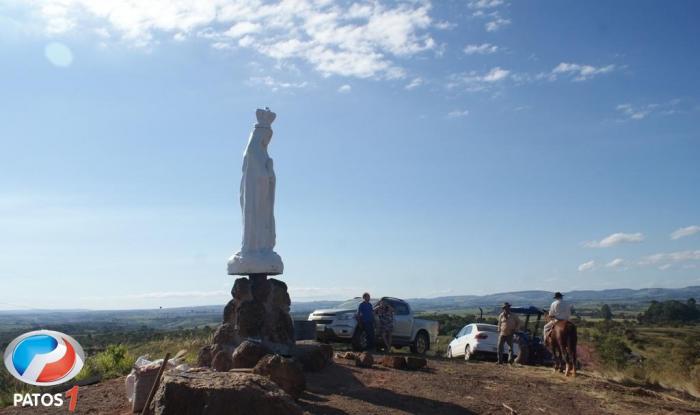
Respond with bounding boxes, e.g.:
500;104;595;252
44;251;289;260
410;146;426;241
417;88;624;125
289;286;700;314
402;286;700;312
2;286;698;320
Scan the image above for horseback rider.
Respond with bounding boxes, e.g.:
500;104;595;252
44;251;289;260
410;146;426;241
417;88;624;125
543;292;574;341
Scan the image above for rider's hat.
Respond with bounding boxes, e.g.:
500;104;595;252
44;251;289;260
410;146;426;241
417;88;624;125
553;292;563;299
502;302;512;309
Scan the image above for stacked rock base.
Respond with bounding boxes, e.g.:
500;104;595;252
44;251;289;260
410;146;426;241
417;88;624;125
184;274;333;412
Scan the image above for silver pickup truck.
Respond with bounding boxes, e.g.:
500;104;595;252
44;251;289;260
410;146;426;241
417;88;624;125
307;297;439;354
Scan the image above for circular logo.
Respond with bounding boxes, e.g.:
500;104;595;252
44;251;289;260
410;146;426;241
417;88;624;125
3;330;85;386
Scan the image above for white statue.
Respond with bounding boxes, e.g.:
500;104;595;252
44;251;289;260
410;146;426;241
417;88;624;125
228;108;284;275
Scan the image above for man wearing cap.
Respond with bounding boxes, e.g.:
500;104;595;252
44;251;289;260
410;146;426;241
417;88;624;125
544;292;574;341
497;302;521;365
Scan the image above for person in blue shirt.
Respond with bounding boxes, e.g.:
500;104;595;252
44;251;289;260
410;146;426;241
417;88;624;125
356;292;375;350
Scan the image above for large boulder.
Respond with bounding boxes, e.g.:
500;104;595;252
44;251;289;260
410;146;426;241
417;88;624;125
405;356;427;371
355;352;374;368
253;355;305;400
150;369;303;415
232;340;270;369
379;355;405;369
292;341;334;371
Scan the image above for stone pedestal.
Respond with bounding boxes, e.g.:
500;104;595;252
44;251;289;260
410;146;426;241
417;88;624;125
202;275;295;369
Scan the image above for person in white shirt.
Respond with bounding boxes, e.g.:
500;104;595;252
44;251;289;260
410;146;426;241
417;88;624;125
543;292;574;340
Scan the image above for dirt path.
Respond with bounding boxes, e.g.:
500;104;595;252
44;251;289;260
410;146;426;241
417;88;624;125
2;356;698;414
299;355;699;415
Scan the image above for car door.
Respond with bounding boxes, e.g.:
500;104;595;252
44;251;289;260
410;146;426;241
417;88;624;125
389;300;412;339
461;325;474;352
451;325;468;355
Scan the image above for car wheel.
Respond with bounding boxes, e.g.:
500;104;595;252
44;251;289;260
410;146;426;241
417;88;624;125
410;331;429;355
352;328;367;351
464;345;473;361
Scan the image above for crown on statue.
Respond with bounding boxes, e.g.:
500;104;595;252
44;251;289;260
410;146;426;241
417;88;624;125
255;107;276;128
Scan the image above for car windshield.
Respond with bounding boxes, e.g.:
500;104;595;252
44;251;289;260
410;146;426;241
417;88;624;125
476;324;498;333
335;298;378;309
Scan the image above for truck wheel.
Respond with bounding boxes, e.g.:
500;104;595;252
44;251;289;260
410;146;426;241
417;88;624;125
352;328;367;351
410;331;429;355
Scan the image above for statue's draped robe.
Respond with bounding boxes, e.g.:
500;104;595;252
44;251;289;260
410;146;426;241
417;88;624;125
240;126;276;254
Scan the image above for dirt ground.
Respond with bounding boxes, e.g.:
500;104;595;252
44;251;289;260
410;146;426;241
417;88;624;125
3;355;699;415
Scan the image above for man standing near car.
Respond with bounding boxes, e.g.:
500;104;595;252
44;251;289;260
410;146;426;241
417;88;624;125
357;292;375;351
497;302;520;364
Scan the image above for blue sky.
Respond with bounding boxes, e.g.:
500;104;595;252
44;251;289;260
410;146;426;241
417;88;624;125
1;0;699;310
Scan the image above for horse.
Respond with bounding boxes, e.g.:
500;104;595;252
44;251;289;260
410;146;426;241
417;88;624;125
544;314;577;377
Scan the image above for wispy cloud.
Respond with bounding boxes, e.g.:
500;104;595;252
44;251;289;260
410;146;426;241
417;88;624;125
337;84;352;93
447;109;469;118
616;99;689;121
447;66;510;92
19;0;437;80
639;250;700;270
247;76;308;92
468;0;505;9
463;43;499;55
584;232;645;248
405;77;423;90
485;17;511;32
606;258;627;269
578;260;596;272
543;62;616;82
671;225;700;240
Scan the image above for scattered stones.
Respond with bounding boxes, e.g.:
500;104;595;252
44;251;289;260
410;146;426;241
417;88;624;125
380;355;406;370
336;352;358;360
253;355;306;400
211;350;233;372
405;356;427;371
355;352;374;368
232;340;271;369
196;345;213;368
292;341;334;372
151;370;303;415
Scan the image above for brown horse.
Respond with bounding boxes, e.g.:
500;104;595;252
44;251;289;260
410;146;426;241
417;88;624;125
544;315;577;376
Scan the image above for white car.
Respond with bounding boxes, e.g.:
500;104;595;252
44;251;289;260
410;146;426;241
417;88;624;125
447;323;520;361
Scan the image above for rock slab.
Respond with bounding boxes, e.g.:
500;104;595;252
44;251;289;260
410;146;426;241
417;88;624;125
253;355;306;400
151;369;303;415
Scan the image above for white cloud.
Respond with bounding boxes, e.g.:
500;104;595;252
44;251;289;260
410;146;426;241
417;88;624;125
405;77;423;90
337;84;351;93
578;260;596;272
616;99;688;121
447;109;469;118
616;103;654;120
671;225;700;240
545;62;616;81
468;0;505;9
447;66;510;92
19;0;437;80
463;43;499;55
606;258;627;269
584;232;645;248
485;17;510;32
639;250;700;266
247;76;308;91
